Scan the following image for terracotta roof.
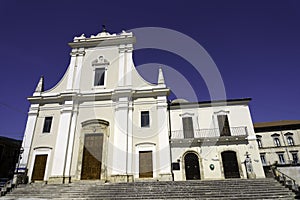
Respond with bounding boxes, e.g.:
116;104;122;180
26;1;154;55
254;120;300;128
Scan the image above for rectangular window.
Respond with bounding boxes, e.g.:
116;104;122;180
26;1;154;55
292;153;298;164
278;153;285;164
94;68;105;86
43;117;53;133
257;139;263;148
217;115;231;136
260;154;266;165
182;117;194;138
141;111;150;127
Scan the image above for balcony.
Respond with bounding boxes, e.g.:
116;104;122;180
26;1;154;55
171;126;248;139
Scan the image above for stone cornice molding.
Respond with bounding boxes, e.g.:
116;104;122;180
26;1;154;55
28;104;39;115
169;98;251;110
28;110;39;116
28;87;169;104
60;106;73;114
69;35;136;49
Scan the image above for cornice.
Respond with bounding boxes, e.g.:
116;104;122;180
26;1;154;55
27;87;169;105
68;36;136;49
169;98;251;110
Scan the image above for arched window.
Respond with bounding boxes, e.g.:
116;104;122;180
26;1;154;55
287;136;295;146
274;138;281;147
257;139;263;148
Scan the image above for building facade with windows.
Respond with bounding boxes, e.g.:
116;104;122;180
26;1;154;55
169;99;265;180
19;29;265;184
254;120;300;166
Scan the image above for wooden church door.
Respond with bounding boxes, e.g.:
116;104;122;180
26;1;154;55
32;155;47;181
81;134;103;180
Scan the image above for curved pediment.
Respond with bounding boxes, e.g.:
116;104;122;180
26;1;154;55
81;119;109;127
271;133;280;137
284;132;293;136
33;146;52;150
213;110;230;115
179;112;194;117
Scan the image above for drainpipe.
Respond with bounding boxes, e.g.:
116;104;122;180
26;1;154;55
167;101;174;180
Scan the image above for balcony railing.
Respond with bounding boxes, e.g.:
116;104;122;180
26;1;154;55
171;126;248;139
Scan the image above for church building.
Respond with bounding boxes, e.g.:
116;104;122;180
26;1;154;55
19;28;265;184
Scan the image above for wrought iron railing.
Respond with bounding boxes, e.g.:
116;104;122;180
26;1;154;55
171;126;248;139
271;167;300;196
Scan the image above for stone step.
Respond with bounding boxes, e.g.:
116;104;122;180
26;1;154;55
1;178;295;199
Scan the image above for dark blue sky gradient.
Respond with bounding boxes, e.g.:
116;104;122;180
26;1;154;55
0;0;299;139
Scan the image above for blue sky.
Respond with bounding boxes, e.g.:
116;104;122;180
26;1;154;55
0;0;300;139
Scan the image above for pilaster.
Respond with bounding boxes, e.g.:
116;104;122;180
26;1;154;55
118;46;125;86
64;104;78;182
66;48;85;91
127;101;133;175
19;104;39;170
73;48;85;91
50;101;73;183
111;89;132;177
157;96;172;180
125;44;133;86
66;50;78;90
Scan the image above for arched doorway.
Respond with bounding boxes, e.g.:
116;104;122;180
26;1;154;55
184;152;200;180
221;151;240;178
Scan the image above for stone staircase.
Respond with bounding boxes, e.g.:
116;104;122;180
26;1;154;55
1;178;295;199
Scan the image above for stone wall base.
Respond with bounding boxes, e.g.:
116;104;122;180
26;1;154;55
247;172;256;179
110;175;134;183
48;176;71;184
158;173;173;181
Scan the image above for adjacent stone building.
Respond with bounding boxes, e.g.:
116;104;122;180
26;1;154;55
254;120;300;166
254;120;300;182
19;29;265;183
170;99;264;180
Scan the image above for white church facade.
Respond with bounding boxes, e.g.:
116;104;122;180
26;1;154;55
19;29;265;184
